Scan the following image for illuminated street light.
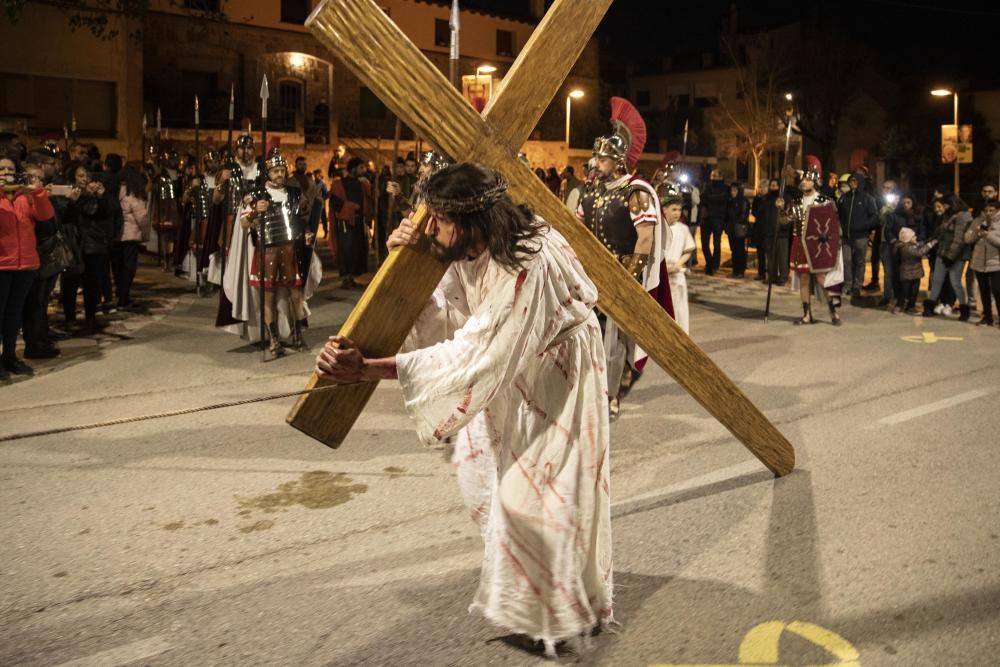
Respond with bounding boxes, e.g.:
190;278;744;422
566;89;585;145
930;88;953;97
289;53;306;68
476;64;497;77
784;92;793;101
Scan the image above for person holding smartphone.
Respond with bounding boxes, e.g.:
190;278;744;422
0;156;55;379
58;161;111;334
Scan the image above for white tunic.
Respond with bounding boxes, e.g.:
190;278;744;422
397;227;613;645
664;221;696;334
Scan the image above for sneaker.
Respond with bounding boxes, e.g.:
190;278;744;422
942;305;953;316
933;303;945;315
891;307;902;315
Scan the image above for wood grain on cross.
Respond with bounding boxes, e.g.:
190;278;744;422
288;0;795;477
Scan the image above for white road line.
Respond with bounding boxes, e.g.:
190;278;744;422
53;636;172;667
611;460;765;517
877;389;994;426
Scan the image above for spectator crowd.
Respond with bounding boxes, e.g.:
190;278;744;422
2;126;998;384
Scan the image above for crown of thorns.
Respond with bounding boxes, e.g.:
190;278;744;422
422;172;509;215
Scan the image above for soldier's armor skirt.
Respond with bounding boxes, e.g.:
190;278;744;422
790;234;812;275
249;242;303;289
153;198;180;231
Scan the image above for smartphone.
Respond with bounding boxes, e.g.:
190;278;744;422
49;184;75;197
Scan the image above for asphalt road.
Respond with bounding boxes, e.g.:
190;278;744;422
2;257;998;666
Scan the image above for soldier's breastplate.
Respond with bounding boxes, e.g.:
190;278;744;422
157;178;175;201
262;200;301;246
191;186;211;219
582;187;637;257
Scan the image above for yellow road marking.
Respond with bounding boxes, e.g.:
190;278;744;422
901;332;963;344
651;620;860;666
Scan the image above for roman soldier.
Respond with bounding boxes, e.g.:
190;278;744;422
152;150;180;270
781;155;845;326
177;151;221;293
578;96;673;420
241;147;313;357
379;150;449;260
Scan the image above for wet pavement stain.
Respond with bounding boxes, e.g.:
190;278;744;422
198;518;219;526
239;520;274;533
53;571;68;578
237;471;368;514
162;521;185;531
383;466;406;479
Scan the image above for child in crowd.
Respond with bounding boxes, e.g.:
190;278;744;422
895;226;937;314
662;187;696;333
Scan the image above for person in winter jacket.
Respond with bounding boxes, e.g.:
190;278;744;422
700;169;730;275
724;182;749;278
0;156;55;379
836;173;878;296
893;227;936;314
113;163;148;311
924;195;973;320
59;161;112;333
963;198;1000;327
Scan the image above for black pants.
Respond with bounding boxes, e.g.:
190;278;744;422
687;223;699;265
0;269;37;361
897;279;920;310
111;241;140;307
22;273;58;352
869;228;881;284
701;220;724;273
62;253;107;322
729;232;748;275
764;237;790;284
975;270;1000;323
755;239;767;278
101;254;113;306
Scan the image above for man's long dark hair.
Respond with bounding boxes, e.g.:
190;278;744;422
422;162;548;270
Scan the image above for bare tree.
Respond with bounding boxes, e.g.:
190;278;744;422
712;32;791;187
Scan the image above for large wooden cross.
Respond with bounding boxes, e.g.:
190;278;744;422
287;0;795;477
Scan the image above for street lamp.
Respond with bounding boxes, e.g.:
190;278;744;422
476;64;497;78
565;89;584;146
931;87;959;195
784;92;793;101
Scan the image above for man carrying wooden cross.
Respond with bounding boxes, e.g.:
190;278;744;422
316;162;613;656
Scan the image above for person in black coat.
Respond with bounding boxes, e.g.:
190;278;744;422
700;169;730;275
59;161;112;333
724;182;749;278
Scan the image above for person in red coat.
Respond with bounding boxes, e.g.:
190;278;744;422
328;157;372;289
0;156;55;379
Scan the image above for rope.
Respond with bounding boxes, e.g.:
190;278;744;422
0;384;344;443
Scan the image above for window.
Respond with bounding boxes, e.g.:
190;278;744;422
281;0;310;24
360;87;387;119
635;90;650;107
277;80;303;131
184;0;220;11
435;18;450;47
496;30;514;57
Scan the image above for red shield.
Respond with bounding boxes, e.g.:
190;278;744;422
801;204;841;272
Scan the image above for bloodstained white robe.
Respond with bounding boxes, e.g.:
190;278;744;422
397;227;613;645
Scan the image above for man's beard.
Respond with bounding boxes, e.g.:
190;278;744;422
270;176;285;189
428;228;475;263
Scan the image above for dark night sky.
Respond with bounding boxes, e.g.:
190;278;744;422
458;0;999;89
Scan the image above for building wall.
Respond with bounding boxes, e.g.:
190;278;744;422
0;3;142;158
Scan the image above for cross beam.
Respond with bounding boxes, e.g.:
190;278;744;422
287;0;795;477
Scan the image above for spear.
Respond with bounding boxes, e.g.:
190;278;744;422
227;83;235;155
141;113;147;168
449;0;460;90
194;95;200;167
71;111;77;143
156;107;165;269
681;116;689;165
765;102;796;322
258;74;269;361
